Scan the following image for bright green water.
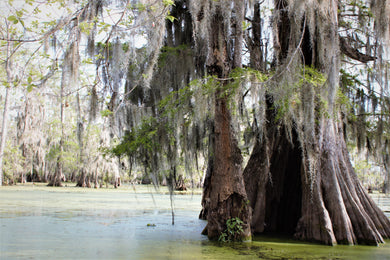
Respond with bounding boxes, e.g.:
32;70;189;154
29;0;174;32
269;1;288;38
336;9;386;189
1;185;390;259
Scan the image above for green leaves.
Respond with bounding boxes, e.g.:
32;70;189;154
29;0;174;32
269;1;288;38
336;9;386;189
100;109;113;117
166;15;176;23
7;9;25;26
218;217;245;242
163;0;176;22
111;117;160;160
301;66;326;88
7;15;18;24
158;85;193;118
79;21;94;35
82;58;94;65
25;76;36;92
162;0;175;7
242;20;250;31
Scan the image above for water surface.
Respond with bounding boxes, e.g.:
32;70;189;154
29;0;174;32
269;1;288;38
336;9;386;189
1;184;390;259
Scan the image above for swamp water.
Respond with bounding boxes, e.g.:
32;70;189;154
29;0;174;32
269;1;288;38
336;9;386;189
1;185;390;259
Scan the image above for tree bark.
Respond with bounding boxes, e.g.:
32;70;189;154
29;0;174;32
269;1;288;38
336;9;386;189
295;119;390;245
0;88;10;186
0;23;14;186
200;0;252;241
247;1;265;71
75;92;87;187
244;95;303;236
340;37;377;63
244;110;390;245
382;140;389;193
243;0;390;245
48;62;65;187
77;169;87;187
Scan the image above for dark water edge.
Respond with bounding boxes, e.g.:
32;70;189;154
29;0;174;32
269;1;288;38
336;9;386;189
1;184;390;259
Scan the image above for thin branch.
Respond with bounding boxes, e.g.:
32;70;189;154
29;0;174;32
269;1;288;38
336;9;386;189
340;36;377;63
0;5;87;44
356;112;390;117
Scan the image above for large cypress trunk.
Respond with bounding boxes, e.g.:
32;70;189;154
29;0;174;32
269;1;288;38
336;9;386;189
200;0;252;240
245;118;390;245
243;0;390;245
244;96;303;236
295;119;390;245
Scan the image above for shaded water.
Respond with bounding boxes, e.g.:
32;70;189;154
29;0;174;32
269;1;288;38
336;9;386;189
1;184;390;259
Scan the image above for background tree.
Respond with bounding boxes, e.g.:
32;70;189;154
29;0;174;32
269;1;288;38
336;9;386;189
0;1;57;185
0;18;15;186
0;0;175;186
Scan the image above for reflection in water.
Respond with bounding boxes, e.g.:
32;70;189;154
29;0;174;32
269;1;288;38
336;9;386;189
1;185;390;259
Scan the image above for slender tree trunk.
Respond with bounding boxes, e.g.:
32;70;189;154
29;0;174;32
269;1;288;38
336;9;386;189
94;170;99;188
49;29;80;186
199;124;214;220
0;87;10;186
248;1;265;71
48;75;65;187
1;24;14;186
76;92;87;187
77;169;87;187
20;144;28;184
382;140;389;193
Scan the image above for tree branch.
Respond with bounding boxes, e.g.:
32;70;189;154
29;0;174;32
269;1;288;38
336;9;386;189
339;36;377;63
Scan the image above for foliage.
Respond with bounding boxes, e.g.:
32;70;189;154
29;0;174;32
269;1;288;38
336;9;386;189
273;66;327;122
218;217;245;242
158;44;190;68
2;140;24;183
112;117;160;159
354;159;384;190
112;66;271;184
0;0;388;189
